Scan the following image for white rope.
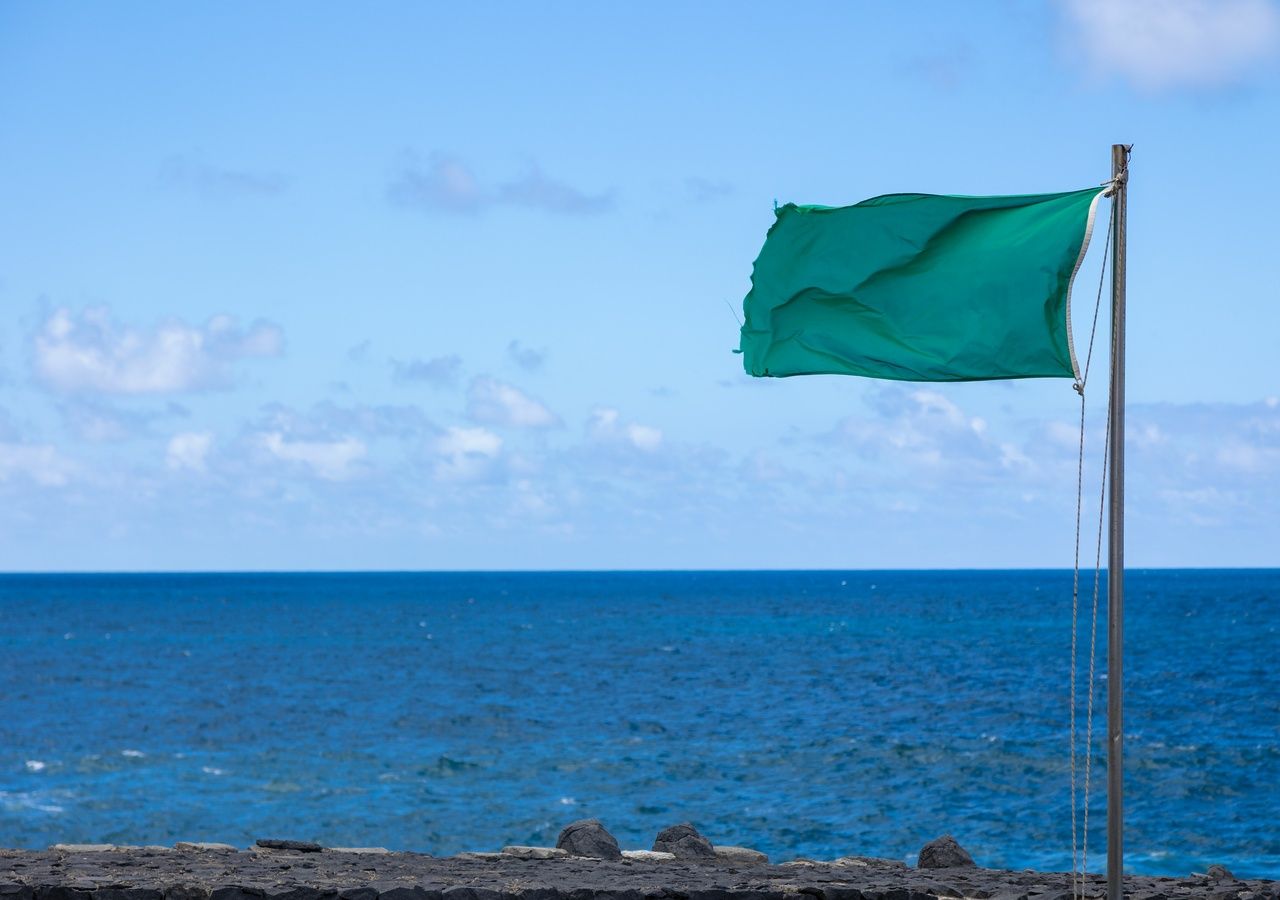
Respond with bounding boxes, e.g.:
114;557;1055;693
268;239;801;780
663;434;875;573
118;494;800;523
1082;379;1111;893
1070;198;1113;900
1070;392;1085;896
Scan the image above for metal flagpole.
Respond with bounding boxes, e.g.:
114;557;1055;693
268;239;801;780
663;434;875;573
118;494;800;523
1106;143;1130;900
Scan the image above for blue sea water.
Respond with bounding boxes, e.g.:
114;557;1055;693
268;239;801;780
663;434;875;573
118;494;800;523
0;570;1275;878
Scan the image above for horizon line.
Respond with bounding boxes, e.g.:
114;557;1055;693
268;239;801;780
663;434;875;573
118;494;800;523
1;565;1276;576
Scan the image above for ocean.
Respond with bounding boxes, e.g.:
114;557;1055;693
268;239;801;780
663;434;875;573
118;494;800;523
0;570;1275;878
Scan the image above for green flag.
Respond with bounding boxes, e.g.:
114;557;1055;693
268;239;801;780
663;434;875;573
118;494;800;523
739;187;1105;382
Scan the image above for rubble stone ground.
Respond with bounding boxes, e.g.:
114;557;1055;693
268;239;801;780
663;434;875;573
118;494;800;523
2;846;1276;900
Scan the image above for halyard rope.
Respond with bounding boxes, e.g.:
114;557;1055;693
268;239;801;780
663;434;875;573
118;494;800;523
1071;196;1113;900
1082;370;1112;894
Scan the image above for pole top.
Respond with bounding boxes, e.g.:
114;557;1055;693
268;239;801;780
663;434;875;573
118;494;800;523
1106;146;1131;196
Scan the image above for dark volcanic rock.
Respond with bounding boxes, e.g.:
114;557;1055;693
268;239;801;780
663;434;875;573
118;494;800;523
164;886;211;900
555;819;622;860
1;844;1276;900
1208;868;1237;883
373;889;430;900
256;840;323;853
821;889;863;900
209;889;264;900
442;889;506;900
97;891;164;900
36;888;91;900
917;836;975;869
652;824;715;861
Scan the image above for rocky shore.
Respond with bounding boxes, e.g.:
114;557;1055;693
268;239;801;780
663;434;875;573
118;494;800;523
2;824;1274;900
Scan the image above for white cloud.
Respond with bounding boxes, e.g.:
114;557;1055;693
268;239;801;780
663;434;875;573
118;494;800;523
262;432;365;480
388;152;486;213
466;376;560;428
436;426;502;457
0;442;74;486
1061;0;1280;89
627;423;663;451
510;478;555;517
34;307;283;395
506;340;546;372
162;156;289;195
1216;440;1279;472
496;165;616;214
166;432;213;472
433;425;502;481
740;449;792;483
392;354;462;386
56;399;189;443
257;401;433;441
587;407;664;452
834;387;995;471
388;152;615;215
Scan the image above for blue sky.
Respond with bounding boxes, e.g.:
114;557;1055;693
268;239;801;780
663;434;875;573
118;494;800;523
1;1;1278;571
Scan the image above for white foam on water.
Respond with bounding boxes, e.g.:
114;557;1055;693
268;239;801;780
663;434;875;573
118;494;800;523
0;789;67;814
201;766;226;775
559;796;576;805
24;760;46;772
121;749;146;758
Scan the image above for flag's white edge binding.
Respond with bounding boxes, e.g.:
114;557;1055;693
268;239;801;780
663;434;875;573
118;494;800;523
1064;189;1106;384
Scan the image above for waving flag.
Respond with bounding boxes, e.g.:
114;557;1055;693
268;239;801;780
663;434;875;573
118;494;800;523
740;187;1105;382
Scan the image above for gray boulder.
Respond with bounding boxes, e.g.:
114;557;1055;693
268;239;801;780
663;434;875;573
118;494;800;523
556;818;622;860
917;834;976;869
1207;865;1236;882
653;823;716;860
714;846;768;865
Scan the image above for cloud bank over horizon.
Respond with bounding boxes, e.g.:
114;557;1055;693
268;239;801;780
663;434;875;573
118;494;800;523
2;300;1277;570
